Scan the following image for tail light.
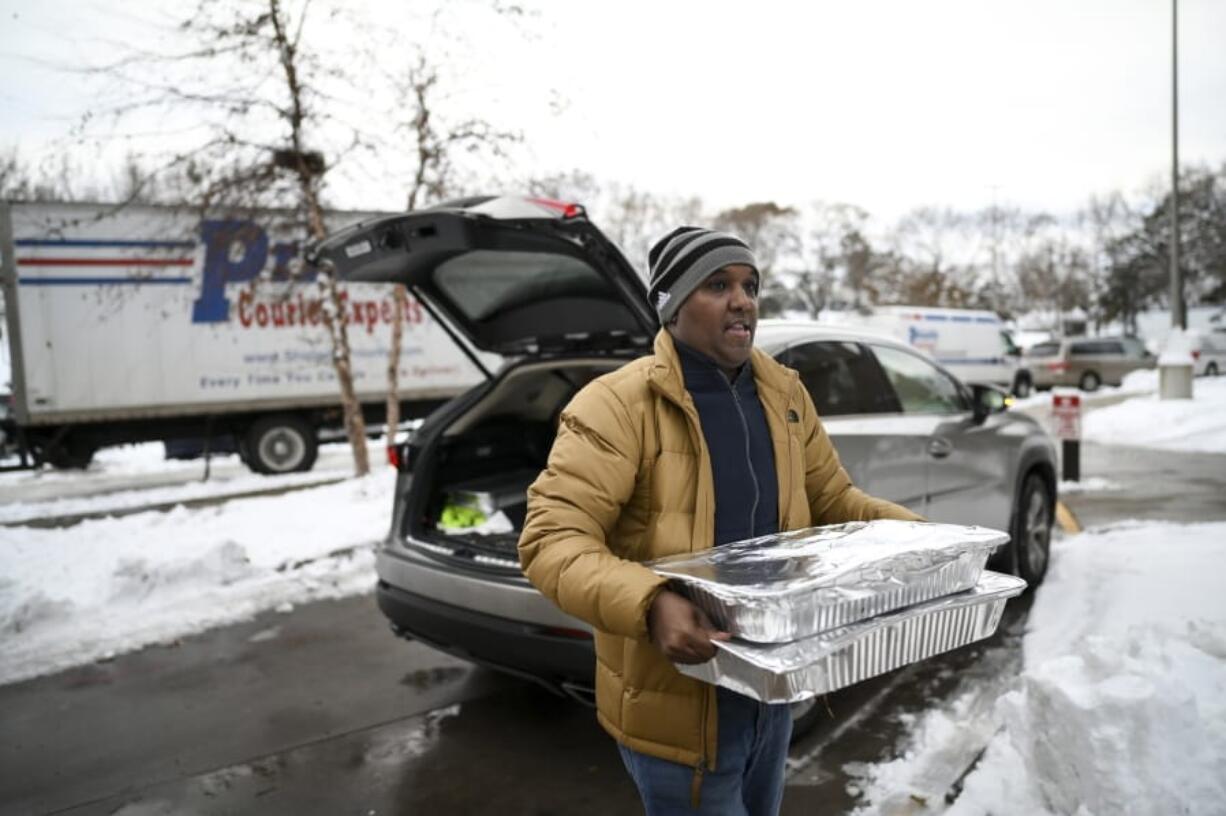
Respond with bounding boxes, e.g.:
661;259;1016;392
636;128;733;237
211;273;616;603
387;442;412;472
1192;350;1201;360
527;197;584;218
1046;361;1068;373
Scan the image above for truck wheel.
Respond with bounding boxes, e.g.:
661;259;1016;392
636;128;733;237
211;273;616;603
42;436;97;469
244;415;318;474
1011;472;1052;587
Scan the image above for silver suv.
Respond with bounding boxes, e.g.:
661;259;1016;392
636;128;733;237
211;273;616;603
311;197;1058;725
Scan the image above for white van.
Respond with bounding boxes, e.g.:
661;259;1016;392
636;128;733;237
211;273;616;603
853;306;1031;396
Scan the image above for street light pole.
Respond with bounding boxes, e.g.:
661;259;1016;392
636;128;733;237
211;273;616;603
1160;0;1194;400
1171;0;1183;332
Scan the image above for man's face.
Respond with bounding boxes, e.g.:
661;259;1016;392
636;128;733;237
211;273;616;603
670;264;759;376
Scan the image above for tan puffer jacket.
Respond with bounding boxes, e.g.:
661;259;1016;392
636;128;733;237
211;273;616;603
518;330;922;773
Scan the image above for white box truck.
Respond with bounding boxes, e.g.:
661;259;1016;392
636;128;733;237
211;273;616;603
0;201;494;472
850;306;1032;397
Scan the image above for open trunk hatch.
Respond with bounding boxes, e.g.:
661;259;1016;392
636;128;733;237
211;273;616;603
309;197;658;356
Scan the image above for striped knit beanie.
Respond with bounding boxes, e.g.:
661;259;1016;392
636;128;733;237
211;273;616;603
647;226;759;323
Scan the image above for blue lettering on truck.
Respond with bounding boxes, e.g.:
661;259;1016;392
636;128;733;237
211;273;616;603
908;325;939;347
191;220;310;323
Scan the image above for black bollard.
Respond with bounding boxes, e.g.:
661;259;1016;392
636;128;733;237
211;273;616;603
1062;439;1080;482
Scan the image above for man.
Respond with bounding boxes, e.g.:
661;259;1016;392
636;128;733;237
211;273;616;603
519;226;922;814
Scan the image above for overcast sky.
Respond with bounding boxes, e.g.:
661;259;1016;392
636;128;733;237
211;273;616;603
2;0;1223;221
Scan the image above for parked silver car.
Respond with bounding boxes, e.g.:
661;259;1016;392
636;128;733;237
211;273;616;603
311;196;1058;731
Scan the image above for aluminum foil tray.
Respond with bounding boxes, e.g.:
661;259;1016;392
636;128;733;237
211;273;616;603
678;571;1026;703
649;520;1009;642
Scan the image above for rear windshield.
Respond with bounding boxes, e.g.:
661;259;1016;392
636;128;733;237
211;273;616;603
1028;342;1061;357
434;250;623;322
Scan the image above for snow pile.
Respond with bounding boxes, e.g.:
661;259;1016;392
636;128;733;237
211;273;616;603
1081;376;1226;453
0;466;348;525
850;520;1226;815
1056;477;1119;494
990;630;1225;814
0;473;395;686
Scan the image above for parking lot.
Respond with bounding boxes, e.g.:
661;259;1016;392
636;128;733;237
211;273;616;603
3;437;1223;816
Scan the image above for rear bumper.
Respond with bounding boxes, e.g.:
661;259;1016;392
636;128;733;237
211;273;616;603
377;581;596;694
375;545;596;694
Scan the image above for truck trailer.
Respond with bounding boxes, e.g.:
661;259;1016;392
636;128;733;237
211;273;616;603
0;201;494;473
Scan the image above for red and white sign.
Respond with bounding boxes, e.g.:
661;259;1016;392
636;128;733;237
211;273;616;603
1052;392;1082;440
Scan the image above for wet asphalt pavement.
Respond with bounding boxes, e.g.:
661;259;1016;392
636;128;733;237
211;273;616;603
2;442;1224;815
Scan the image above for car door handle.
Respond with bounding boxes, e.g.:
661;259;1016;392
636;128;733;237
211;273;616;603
927;437;953;459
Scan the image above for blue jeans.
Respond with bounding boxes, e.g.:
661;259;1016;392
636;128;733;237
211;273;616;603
617;687;793;815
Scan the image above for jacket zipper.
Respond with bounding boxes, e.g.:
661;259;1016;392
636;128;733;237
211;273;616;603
785;398;795;526
724;376;760;536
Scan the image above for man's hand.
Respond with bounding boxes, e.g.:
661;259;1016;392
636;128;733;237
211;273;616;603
647;589;731;664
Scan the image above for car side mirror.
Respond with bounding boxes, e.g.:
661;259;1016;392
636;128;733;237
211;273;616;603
971;384;1008;424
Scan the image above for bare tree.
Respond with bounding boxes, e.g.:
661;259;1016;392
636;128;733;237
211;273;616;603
885;207;971;306
381;50;522;447
267;0;367;475
798;202;885;314
1017;239;1092;333
1080;192;1136;331
400;53;521;212
713;202;799;273
58;0;381;474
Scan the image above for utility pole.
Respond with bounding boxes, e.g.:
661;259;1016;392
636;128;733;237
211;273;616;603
1160;0;1193;399
1170;0;1184;333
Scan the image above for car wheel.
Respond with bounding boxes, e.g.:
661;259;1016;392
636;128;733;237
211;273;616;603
1208;362;1219;377
1078;370;1101;392
1012;373;1033;399
1012;472;1052;586
244;415;318;474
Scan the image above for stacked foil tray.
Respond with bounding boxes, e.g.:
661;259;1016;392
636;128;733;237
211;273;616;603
649;520;1010;643
648;520;1023;702
677;571;1026;702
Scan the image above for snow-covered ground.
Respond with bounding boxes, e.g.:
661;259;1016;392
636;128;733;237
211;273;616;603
0;443;395;686
1013;371;1226;454
849;522;1226;815
1080;376;1226;453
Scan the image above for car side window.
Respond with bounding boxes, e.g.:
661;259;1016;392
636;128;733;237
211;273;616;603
1028;341;1061;357
869;344;968;415
781;341;901;416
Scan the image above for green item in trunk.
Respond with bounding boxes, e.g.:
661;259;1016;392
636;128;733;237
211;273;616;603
439;503;487;530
